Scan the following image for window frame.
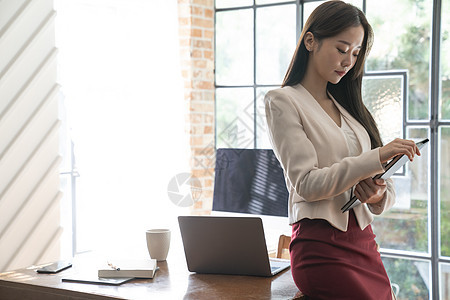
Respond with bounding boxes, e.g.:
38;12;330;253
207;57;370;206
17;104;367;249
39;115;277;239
214;0;450;298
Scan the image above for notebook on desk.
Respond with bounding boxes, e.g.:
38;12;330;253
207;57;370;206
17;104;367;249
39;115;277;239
178;216;290;277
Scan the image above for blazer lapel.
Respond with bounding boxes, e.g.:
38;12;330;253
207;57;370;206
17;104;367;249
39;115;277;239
328;95;371;153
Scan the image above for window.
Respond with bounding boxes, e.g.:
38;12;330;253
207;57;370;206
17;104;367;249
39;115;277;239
215;0;449;298
215;1;297;149
56;0;190;256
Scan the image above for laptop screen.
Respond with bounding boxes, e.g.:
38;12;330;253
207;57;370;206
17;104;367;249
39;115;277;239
178;215;291;277
212;149;289;217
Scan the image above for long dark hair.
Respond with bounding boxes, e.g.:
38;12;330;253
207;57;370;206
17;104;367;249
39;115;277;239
282;0;383;148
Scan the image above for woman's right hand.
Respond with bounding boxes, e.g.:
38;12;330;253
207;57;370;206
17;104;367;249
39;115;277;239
379;138;421;164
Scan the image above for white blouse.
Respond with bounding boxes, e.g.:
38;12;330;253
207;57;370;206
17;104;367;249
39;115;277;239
340;115;362;157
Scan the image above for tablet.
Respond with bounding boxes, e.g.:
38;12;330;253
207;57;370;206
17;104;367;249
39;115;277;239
341;138;429;213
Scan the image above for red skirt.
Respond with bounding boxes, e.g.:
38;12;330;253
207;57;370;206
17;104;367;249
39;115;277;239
290;210;392;300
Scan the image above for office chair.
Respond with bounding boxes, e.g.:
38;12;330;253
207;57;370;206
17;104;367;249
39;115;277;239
276;234;291;259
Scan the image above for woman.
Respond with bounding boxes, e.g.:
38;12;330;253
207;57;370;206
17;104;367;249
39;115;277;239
264;1;420;299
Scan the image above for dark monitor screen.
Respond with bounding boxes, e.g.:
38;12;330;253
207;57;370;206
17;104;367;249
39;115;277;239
212;148;289;217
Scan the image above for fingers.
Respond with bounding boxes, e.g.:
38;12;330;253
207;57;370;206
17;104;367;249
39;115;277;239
355;179;372;202
406;139;421;161
379;138;422;163
355;178;387;204
374;178;386;186
403;139;421;158
354;183;367;202
394;138;417;161
416;145;422;156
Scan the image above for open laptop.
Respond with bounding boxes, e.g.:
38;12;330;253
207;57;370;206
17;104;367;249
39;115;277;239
178;216;290;277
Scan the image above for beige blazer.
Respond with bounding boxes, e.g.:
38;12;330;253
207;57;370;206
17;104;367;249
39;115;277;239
264;84;395;231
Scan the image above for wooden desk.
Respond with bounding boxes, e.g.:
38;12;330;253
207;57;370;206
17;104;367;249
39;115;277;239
0;251;298;299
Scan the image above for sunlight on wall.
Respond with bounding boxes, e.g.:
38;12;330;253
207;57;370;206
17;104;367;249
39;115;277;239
55;0;190;257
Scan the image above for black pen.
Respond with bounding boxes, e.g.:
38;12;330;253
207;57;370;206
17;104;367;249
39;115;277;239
107;262;120;271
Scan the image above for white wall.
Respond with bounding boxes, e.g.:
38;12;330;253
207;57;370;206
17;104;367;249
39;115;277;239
0;0;61;272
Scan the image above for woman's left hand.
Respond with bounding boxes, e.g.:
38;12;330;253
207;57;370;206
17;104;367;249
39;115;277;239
354;178;387;204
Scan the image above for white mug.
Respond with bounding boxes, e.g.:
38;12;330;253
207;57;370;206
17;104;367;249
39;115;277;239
146;229;171;261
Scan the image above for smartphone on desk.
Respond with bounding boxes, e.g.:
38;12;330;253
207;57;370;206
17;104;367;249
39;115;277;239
36;261;72;274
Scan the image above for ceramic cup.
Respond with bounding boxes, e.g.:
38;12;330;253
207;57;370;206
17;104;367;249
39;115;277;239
146;229;171;261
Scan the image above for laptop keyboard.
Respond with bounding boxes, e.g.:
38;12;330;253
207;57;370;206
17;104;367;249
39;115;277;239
269;259;290;272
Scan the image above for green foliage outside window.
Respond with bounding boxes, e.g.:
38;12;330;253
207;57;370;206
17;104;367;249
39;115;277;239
382;257;429;300
366;0;431;120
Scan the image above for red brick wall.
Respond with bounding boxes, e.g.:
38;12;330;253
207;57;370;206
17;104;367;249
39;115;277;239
178;0;215;214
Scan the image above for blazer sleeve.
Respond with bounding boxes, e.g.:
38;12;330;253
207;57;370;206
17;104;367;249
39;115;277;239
265;90;386;202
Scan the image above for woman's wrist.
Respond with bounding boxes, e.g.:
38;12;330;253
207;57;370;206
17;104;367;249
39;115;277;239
367;192;387;214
